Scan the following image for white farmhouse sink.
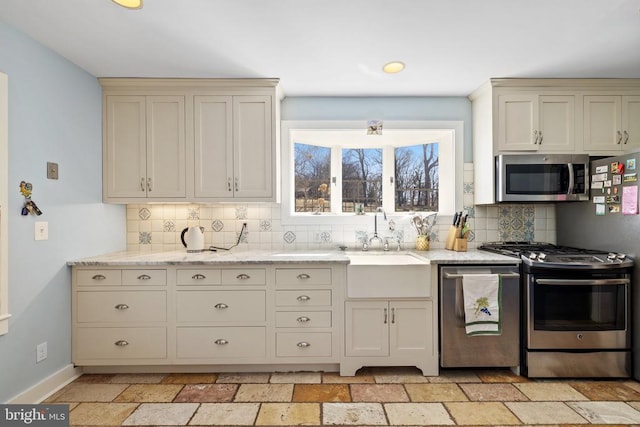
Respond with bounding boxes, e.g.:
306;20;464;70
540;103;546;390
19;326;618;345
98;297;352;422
346;252;431;298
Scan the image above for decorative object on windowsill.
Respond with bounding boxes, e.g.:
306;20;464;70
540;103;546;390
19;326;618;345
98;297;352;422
412;212;437;251
366;120;383;135
355;203;365;215
314;183;329;215
19;181;42;216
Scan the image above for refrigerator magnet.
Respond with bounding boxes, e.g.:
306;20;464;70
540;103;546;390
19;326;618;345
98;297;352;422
595;165;608;174
627;158;636;170
604;180;612;187
611;162;618;173
613;175;622;185
623;173;638;183
592;181;604;189
593;195;605;204
596;204;606;215
608;205;621;213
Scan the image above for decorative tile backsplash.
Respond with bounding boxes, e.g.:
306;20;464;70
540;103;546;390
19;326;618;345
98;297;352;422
125;163;556;252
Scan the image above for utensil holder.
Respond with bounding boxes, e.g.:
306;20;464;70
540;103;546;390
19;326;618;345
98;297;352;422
416;235;430;251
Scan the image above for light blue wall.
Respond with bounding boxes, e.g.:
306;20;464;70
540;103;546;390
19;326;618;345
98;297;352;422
0;21;125;402
281;96;473;162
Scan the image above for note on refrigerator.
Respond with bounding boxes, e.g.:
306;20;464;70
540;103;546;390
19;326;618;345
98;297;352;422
622;185;638;215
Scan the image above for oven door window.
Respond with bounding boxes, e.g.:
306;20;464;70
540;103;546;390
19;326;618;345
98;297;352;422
533;281;625;331
505;163;585;195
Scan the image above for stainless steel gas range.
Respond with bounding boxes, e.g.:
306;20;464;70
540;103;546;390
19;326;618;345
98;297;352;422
480;242;634;378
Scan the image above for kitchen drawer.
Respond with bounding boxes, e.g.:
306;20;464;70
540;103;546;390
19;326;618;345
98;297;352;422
276;268;332;287
177;269;221;285
221;269;266;285
75;327;166;360
176;326;266;359
76;291;166;323
275;290;332;307
176;290;265;322
275;311;332;328
122;269;167;286
276;332;332;357
76;269;122;286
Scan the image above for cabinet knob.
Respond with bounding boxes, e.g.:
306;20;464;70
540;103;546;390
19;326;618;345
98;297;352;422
192;274;206;280
236;274;250;280
538;131;543;145
92;274;106;281
114;304;129;310
296;316;311;323
296;295;310;302
114;340;129;347
214;303;229;309
296;342;311;348
214;339;229;345
137;274;151;281
296;273;311;280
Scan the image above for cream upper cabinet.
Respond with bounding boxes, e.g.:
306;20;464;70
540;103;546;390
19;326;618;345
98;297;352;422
584;95;640;152
497;94;574;152
194;95;273;200
104;95;186;201
101;78;280;203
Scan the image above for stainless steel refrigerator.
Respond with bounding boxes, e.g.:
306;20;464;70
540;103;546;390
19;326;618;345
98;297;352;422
556;150;640;379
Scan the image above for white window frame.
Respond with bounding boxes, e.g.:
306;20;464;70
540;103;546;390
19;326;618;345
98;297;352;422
0;72;9;335
281;120;463;226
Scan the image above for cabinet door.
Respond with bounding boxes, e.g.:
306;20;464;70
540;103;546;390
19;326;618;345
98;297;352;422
584;95;622;151
538;95;574;151
622;96;640;149
389;301;432;359
233;96;273;198
194;96;234;198
345;301;388;357
497;94;538;151
104;96;147;198
146;96;186;198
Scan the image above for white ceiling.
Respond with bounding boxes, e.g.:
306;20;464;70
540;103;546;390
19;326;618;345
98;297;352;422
1;0;639;97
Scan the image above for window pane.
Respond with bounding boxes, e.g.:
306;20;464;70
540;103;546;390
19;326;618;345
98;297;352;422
342;148;382;213
294;143;331;212
394;143;439;212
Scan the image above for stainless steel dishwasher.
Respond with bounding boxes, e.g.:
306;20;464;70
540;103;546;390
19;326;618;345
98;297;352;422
440;265;520;368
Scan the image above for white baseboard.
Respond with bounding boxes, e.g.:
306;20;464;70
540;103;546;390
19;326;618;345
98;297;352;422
7;364;82;404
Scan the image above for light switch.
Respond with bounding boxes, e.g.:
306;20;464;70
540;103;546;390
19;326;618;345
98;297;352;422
47;162;59;180
35;221;48;240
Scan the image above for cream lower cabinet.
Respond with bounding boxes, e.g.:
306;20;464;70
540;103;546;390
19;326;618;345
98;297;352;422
72;268;169;365
342;300;436;376
72;263;344;370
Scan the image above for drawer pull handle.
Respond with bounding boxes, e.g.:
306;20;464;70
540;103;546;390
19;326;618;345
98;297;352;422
114;340;129;347
236;274;250;280
114;304;129;310
297;342;311;348
214;339;229;345
297;316;310;323
214;303;229;309
92;274;106;281
297;295;310;302
192;274;206;280
137;274;151;281
297;273;311;280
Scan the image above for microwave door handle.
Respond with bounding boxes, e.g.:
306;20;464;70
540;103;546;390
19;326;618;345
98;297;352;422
567;163;575;195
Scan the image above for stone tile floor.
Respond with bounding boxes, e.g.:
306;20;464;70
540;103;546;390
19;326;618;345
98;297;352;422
44;367;640;426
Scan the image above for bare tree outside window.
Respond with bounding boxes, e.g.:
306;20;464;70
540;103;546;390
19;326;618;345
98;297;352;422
394;143;439;212
342;148;382;213
294;143;331;212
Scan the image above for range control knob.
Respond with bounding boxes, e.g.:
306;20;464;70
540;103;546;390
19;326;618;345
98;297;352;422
607;253;617;261
538;253;546;261
528;252;538;260
616;253;627;261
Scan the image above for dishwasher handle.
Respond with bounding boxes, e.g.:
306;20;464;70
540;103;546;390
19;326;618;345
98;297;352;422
444;272;519;279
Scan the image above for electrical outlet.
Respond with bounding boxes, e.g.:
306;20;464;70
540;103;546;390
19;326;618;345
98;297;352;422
36;342;47;363
35;221;48;240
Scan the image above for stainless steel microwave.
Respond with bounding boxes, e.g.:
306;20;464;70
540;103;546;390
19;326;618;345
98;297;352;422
496;154;589;202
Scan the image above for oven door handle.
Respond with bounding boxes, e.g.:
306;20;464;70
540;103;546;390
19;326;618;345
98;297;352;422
536;278;629;286
444;272;520;279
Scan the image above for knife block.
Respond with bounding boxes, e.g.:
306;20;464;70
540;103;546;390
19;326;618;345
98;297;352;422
445;225;458;250
453;237;468;252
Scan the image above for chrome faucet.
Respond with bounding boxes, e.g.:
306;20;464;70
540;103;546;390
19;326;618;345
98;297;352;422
368;207;387;249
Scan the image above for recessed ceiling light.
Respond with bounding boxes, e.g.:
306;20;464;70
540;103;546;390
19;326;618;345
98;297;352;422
382;61;405;74
112;0;143;9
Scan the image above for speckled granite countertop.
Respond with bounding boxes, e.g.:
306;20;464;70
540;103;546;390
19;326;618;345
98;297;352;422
67;248;519;266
